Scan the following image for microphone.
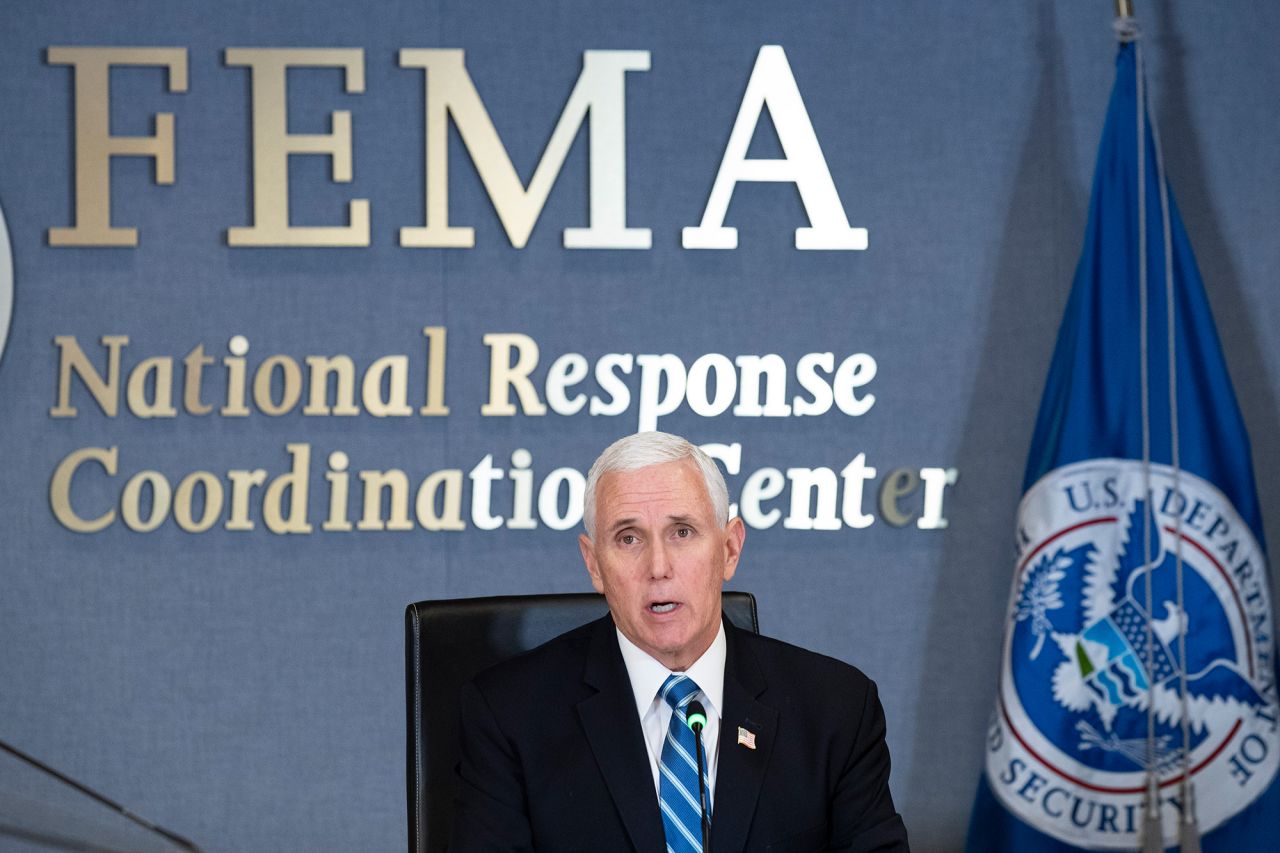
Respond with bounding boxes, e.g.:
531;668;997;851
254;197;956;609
685;700;711;852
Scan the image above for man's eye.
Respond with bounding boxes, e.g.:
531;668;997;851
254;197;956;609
675;527;692;538
619;534;637;545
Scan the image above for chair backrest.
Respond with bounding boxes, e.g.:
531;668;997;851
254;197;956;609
405;591;758;853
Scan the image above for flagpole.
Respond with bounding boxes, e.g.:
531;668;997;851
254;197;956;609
1118;5;1202;851
1140;16;1203;851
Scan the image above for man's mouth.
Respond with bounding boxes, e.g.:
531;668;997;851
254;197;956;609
649;602;679;614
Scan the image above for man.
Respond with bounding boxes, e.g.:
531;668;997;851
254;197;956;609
451;432;909;852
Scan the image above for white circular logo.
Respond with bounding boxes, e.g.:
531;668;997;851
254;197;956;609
0;201;11;367
985;459;1277;848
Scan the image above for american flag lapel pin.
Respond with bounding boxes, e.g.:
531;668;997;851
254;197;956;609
736;725;757;750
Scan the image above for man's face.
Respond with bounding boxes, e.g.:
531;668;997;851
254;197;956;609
580;459;745;671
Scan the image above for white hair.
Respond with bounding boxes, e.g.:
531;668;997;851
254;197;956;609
582;431;729;538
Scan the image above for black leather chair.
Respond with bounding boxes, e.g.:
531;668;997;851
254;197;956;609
405;591;758;853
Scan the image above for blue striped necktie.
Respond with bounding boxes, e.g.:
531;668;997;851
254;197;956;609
658;674;710;853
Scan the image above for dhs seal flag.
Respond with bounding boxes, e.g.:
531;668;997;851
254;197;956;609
966;20;1280;853
988;463;1276;850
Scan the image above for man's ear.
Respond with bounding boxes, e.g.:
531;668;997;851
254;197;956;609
721;516;746;582
580;533;605;594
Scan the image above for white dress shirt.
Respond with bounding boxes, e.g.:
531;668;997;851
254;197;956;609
615;623;725;807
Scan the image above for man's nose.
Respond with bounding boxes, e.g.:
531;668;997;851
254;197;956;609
648;543;674;579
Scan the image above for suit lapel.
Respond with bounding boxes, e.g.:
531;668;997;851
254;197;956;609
711;623;777;853
576;617;666;853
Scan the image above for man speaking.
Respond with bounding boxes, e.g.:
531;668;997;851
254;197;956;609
450;432;910;852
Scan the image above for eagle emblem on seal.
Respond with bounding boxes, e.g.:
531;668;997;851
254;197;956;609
1014;498;1265;772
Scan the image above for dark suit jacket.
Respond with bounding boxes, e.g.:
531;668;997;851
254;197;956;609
450;614;909;852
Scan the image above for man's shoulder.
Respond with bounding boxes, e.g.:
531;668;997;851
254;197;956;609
468;615;602;699
735;627;878;700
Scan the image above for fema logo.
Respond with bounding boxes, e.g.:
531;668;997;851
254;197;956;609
987;459;1278;848
0;200;10;368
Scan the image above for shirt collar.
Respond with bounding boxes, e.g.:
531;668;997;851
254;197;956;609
615;620;726;719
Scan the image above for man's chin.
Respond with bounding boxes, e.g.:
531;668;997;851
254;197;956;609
637;625;718;671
